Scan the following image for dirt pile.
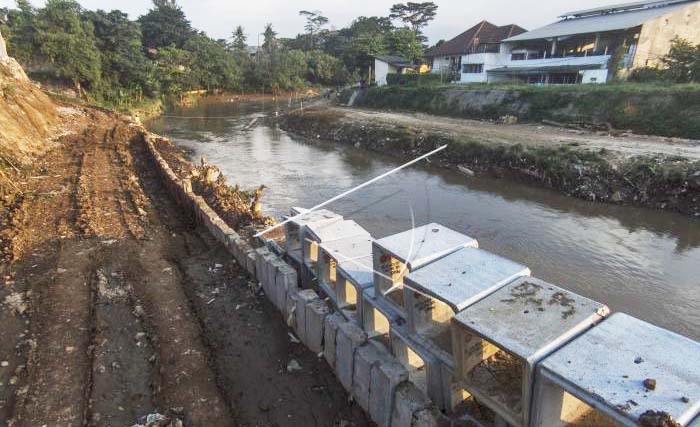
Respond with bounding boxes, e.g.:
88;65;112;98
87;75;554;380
0;56;60;167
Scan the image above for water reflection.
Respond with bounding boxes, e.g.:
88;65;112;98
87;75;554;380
149;100;700;340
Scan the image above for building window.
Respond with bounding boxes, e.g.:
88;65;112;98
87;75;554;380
511;53;526;61
463;63;484;74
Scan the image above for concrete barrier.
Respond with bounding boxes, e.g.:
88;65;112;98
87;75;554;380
142;134;700;427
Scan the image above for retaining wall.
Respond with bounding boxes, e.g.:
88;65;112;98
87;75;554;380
140;131;700;427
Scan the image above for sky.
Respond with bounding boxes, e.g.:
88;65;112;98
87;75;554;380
0;0;620;44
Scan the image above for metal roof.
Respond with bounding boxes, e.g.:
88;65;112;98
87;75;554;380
561;0;693;17
374;55;416;68
504;0;693;42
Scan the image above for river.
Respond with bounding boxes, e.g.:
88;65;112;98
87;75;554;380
148;99;700;341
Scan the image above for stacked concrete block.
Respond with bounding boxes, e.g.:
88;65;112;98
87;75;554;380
391;382;432;427
362;287;401;339
245;251;256;277
294;289;320;344
404;247;531;358
284;208;343;265
373;223;478;319
323;313;345;369
452;277;610;427
391;323;449;412
369;351;410;427
317;235;374;307
336;320;368;392
275;264;298;317
353;341;390;412
336;255;374;325
303;219;370;273
305;299;330;354
531;313;700;427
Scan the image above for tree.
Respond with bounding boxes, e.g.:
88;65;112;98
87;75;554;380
34;0;101;95
2;0;39;65
389;2;437;41
231;25;247;52
83;9;156;98
299;10;328;36
153;44;191;96
262;23;277;53
662;37;699;83
386;27;423;62
186;34;241;91
138;0;193;48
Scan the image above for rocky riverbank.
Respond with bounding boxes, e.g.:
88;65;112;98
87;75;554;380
280;106;700;217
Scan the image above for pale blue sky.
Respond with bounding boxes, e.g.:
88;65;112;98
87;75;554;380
0;0;618;44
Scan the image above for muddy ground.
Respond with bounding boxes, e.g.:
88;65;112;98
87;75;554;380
0;107;370;427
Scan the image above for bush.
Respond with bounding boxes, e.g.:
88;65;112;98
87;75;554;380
386;72;443;86
629;67;668;83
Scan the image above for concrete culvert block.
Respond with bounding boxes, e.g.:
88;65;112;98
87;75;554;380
335;320;367;392
353;342;387;412
306;299;329;354
295;290;320;344
324;313;344;369
370;355;409;427
391;382;431;427
276;266;297;316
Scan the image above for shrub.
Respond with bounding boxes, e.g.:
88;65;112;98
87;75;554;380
386;72;443;86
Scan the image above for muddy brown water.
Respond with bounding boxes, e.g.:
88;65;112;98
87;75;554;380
148;100;700;341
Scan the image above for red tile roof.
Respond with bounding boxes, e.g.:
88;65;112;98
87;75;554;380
425;21;527;57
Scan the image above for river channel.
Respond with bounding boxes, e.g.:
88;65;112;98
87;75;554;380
148;99;700;340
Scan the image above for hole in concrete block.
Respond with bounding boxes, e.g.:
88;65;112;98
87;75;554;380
455;329;525;423
374;250;409;313
362;300;390;338
318;252;338;293
453;392;498;427
409;290;454;355
559;393;620;427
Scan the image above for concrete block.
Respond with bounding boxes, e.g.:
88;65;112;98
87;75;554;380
254;247;270;282
370;352;409;427
275;265;297;316
286;291;298;328
391;382;431;427
305;299;329;354
336;321;368;392
353;342;387;412
294;290;320;343
245;251;256;277
412;407;450;427
324;313;344;369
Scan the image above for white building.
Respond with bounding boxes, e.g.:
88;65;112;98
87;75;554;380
373;56;417;86
424;21;527;83
491;0;700;84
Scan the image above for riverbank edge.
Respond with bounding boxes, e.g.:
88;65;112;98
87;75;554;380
137;127;456;426
279;107;700;217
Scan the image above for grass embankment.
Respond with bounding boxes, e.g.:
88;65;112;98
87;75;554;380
353;83;700;139
281;108;700;216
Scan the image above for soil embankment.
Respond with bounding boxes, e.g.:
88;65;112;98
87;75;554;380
280;105;700;216
0;61;369;426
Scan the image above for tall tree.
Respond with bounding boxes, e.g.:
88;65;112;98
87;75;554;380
261;23;277;53
299;10;328;36
34;0;101;95
231;25;247;52
389;2;437;41
138;0;193;48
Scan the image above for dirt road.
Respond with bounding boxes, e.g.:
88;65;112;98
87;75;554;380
330;106;700;162
0;107;370;427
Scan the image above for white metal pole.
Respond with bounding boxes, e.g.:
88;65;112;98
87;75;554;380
254;144;449;237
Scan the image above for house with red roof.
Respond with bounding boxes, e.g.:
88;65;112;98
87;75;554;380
424;21;527;83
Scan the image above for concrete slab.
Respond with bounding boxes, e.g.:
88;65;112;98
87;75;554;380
317;235;374;305
532;313;700;427
452;277;609;427
370;354;409;427
354;342;387;412
294;289;320;344
306;299;329;354
373;223;478;317
336;321;368;392
284;209;343;254
324;313;344;369
391;382;431;427
337;255;374;309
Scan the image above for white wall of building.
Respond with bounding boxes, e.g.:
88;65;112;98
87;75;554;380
374;59;397;86
458;52;509;83
581;69;608;84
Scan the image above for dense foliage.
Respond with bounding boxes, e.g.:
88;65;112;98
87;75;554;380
0;0;437;107
629;37;700;83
